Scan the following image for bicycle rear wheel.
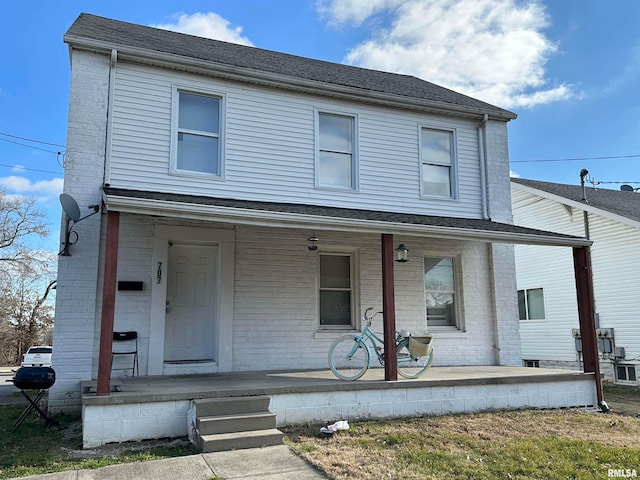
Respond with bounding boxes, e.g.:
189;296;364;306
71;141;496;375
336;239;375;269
397;339;434;379
328;335;370;380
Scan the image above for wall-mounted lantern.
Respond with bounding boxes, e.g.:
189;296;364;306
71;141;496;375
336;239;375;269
307;234;319;251
395;243;409;263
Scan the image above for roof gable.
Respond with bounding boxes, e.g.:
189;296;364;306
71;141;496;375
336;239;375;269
512;178;640;224
64;13;516;120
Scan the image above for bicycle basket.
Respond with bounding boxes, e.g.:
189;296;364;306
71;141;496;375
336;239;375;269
408;335;433;357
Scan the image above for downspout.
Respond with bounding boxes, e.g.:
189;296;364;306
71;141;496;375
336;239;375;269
104;49;117;186
477;114;490;220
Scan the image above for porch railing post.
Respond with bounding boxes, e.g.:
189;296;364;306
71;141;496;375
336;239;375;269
97;210;120;396
381;234;398;381
573;245;603;403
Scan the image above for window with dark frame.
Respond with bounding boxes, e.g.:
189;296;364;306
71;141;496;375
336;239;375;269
319;253;353;327
424;257;457;327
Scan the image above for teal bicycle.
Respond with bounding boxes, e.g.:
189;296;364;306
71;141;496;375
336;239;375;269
328;307;434;380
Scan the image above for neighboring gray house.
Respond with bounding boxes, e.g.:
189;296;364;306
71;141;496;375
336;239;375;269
512;177;640;384
50;14;599;446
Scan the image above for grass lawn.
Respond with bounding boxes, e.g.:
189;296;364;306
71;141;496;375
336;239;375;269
0;403;197;479
283;383;640;480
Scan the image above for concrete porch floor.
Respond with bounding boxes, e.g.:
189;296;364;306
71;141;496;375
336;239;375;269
81;366;596;406
79;366;598;447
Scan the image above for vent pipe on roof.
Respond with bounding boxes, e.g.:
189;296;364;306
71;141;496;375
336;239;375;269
580;169;589;203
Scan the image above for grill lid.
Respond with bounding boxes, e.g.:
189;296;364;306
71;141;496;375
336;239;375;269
11;366;56;390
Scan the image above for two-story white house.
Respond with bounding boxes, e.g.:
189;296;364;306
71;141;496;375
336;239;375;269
50;14;600;446
512;177;640;384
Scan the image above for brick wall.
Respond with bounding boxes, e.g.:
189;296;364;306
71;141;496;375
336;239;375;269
49;51;110;413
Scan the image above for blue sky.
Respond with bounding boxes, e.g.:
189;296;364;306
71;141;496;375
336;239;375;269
1;0;639;251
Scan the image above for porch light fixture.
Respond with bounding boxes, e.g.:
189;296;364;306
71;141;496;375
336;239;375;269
395;244;409;263
307;234;319;251
58;193;101;256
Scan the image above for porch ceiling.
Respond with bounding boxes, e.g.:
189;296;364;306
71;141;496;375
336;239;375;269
103;187;591;247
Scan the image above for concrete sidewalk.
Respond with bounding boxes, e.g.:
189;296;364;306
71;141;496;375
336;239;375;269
10;445;327;479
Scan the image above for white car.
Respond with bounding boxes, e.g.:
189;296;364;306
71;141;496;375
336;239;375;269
21;346;53;367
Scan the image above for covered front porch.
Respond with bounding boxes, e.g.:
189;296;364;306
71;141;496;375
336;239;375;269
80;366;597;447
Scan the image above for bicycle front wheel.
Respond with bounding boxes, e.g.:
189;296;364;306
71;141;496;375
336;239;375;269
397;339;434;379
328;336;370;380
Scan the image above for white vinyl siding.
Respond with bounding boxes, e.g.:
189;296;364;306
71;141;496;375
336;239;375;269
513;185;640;366
108;62;492;218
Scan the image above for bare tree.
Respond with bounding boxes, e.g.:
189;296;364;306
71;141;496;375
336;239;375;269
0;190;54;364
0;263;56;364
0;190;49;271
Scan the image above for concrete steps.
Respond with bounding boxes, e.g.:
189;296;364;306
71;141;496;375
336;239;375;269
193;396;283;453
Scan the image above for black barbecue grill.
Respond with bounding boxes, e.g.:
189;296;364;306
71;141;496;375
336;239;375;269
10;366;60;430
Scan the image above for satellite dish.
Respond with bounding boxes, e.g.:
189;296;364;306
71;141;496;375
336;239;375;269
59;194;81;222
621;185;634;192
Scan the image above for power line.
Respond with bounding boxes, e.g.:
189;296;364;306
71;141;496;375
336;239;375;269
511;154;640;163
0;132;65;148
0;162;63;175
0;136;63;155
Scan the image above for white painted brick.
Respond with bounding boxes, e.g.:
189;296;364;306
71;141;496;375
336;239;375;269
441;398;464;414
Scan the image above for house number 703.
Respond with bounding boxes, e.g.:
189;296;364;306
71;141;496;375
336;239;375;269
157;262;162;284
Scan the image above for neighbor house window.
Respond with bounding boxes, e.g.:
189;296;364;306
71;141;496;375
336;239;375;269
421;127;456;197
518;288;545;320
424;257;457;327
319;253;354;327
317;112;357;189
616;365;637;383
174;90;222;175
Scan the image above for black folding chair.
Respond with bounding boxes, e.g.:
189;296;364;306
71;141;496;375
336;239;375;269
112;331;139;376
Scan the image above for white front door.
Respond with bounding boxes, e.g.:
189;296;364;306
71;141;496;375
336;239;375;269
164;243;218;362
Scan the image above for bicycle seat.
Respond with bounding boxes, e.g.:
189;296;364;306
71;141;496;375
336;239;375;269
397;329;411;338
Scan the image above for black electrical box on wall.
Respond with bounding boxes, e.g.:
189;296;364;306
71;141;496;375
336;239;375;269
118;281;144;291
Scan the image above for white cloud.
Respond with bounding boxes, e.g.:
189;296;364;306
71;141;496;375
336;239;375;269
510;170;521;178
151;12;253;46
320;0;574;109
0;176;64;196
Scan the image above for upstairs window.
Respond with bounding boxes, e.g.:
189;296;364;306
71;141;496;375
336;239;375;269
174;91;222;175
424;257;458;327
421;127;456;198
518;288;545;320
319;253;354;327
317;112;357;189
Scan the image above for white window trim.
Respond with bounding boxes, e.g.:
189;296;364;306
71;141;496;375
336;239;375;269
419;125;459;200
170;85;226;179
424;254;464;331
517;287;547;321
314;108;359;191
316;246;360;332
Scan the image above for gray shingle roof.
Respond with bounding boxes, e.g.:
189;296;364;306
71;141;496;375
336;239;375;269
64;13;516;120
512;178;640;223
103;187;587;245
